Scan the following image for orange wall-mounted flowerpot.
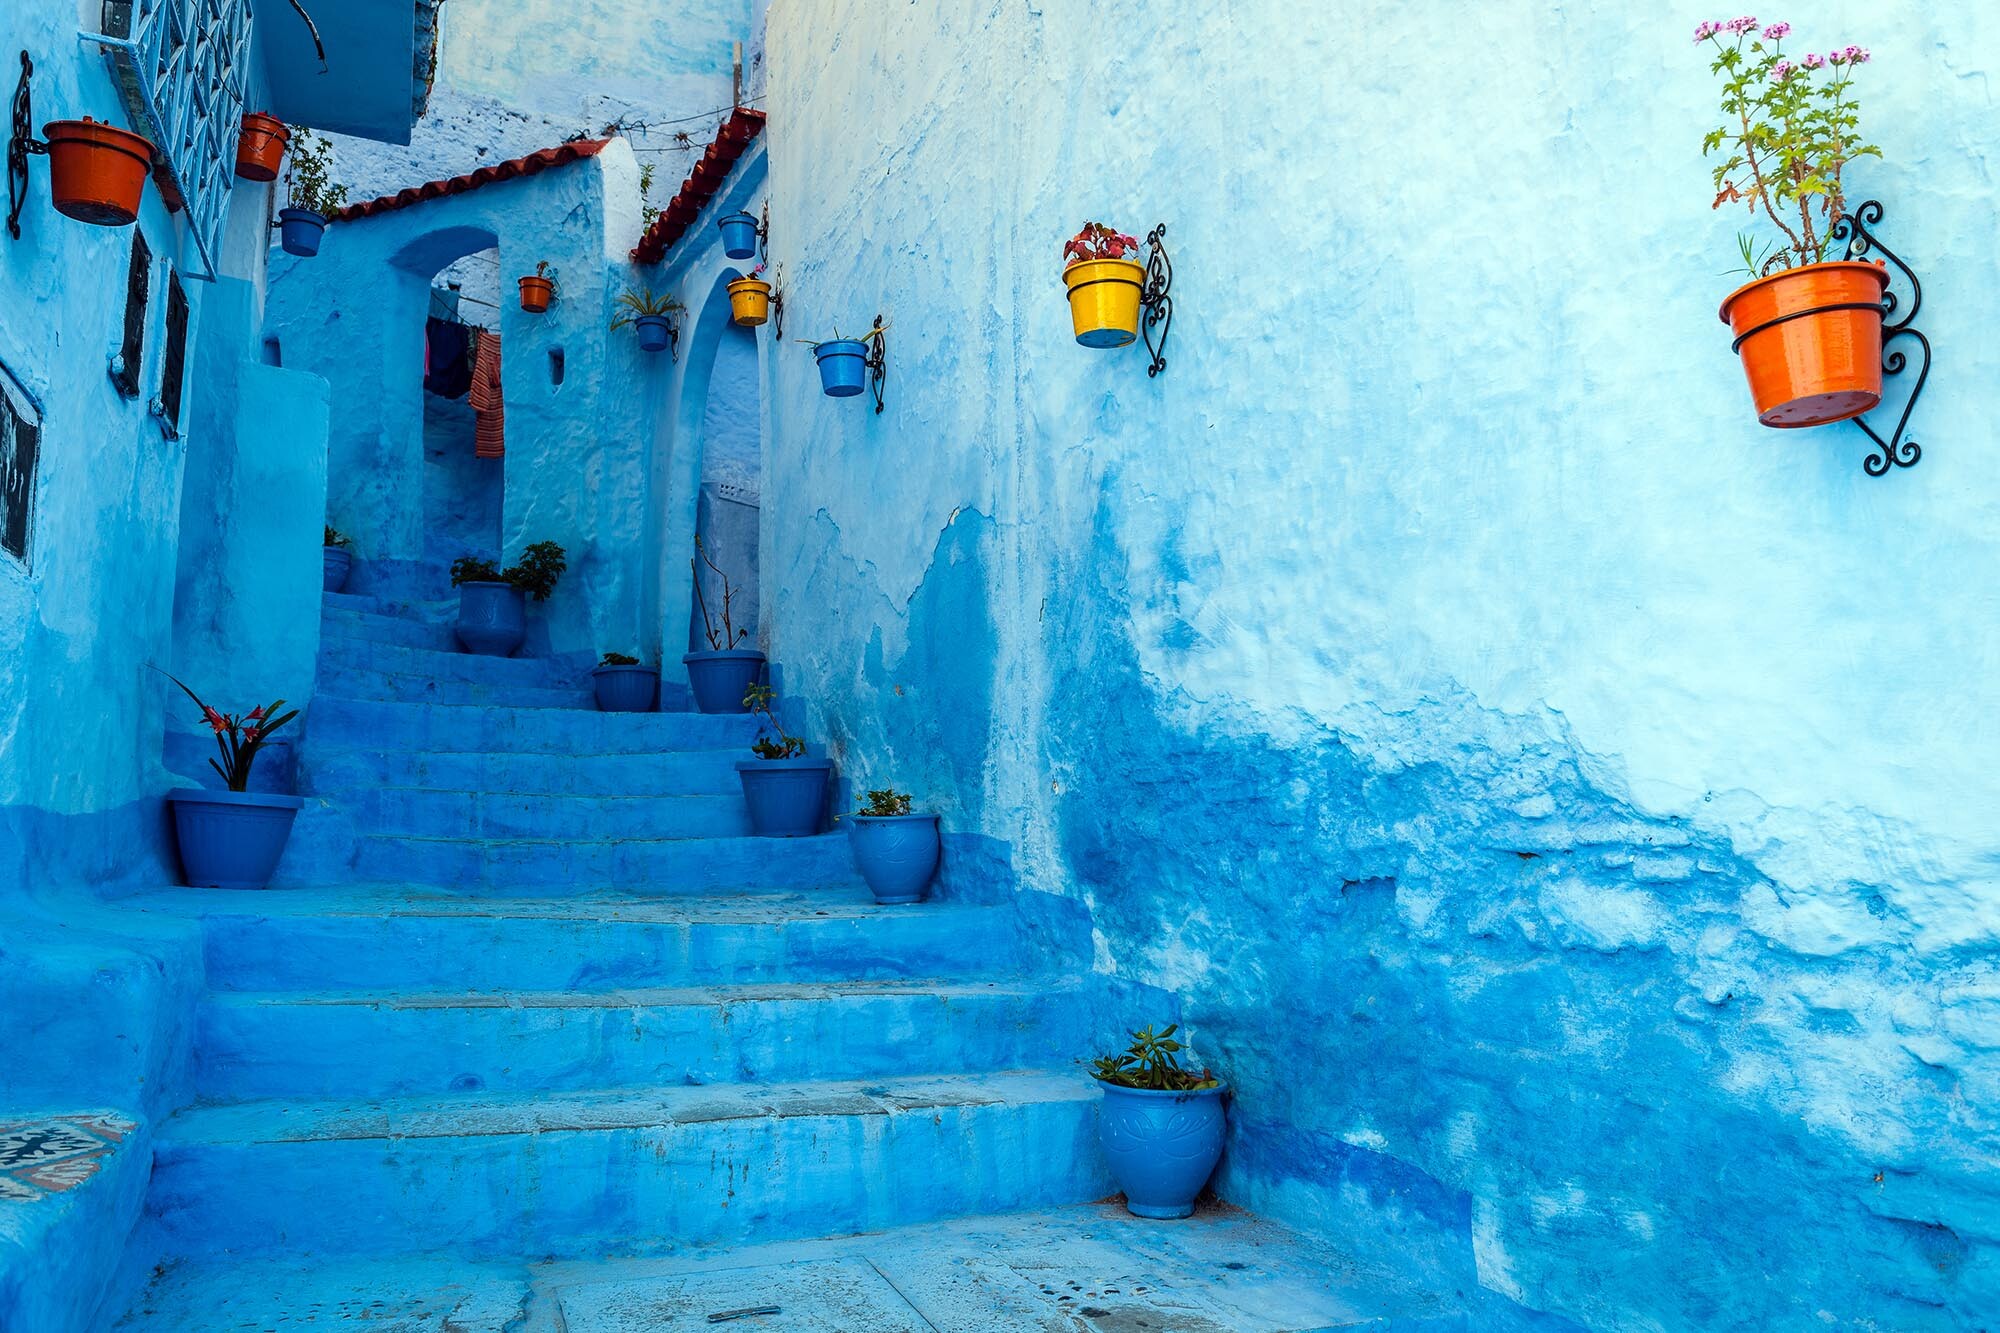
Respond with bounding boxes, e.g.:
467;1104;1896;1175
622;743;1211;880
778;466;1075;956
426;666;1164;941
728;277;772;326
518;275;554;313
1063;258;1146;348
235;112;289;182
43;118;153;226
1719;260;1889;428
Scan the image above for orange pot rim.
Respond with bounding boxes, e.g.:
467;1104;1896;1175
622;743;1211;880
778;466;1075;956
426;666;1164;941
1062;257;1146;289
1717;259;1887;326
519;274;553;290
728;277;772;293
43;118;154;164
241;111;289;136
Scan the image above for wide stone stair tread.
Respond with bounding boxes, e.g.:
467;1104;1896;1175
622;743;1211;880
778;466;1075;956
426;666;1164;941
303;747;745;797
326;787;752;840
304;696;762;753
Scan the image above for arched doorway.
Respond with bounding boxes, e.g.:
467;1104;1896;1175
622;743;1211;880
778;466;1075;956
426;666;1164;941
688;321;761;652
418;244;505;592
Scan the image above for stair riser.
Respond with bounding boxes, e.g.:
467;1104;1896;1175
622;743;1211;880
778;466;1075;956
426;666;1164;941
146;1098;1109;1258
321;609;460;651
302;748;744;798
307;698;763;754
196;988;1087;1100
319;668;597;710
334;831;851;893
320;635;582;689
333;789;752;841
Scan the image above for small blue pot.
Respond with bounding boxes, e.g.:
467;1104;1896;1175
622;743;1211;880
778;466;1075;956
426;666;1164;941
718;211;759;259
1095;1080;1228;1219
168;788;305;890
736;757;832;837
592;664;659;712
278;207;327;257
847;813;940;904
456;581;526;656
683;649;765;714
814;340;868;397
635;314;672;353
322;545;352;593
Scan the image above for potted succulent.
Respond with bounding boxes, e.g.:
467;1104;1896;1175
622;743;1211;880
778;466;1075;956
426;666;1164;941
591;652;660;712
1700;20;1887;427
163;676;303;890
1061;222;1145;348
611;288;684;354
449;541;566;656
1091;1025;1227;1220
235;112;289;182
43;116;154;226
519;261;556;314
682;536;764;713
727;263;773;326
799;322;887;398
844;788;940;904
277;126;346;258
718;209;760;259
322;525;353;593
735;683;832;837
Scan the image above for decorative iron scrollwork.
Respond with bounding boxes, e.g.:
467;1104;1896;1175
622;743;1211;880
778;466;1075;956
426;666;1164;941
1140;223;1173;377
8;51;48;242
1832;199;1928;476
864;314;887;414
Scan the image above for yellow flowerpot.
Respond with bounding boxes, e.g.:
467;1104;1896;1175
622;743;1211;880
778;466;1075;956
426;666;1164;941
1062;258;1145;348
728;277;772;326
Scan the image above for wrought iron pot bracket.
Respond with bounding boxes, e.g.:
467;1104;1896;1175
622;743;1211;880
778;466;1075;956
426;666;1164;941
1833;200;1930;476
1141;223;1173;377
864;313;887;414
8;52;48;242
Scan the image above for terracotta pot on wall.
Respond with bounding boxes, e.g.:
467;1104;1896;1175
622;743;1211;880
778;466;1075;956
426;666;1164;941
728;277;772;326
519;274;555;313
235;112;289;182
1719;260;1890;428
43;118;153;226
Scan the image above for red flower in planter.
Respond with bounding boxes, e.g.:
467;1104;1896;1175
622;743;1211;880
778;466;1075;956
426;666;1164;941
161;673;300;793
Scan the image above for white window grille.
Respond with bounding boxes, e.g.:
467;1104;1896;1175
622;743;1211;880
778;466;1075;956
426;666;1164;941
85;0;254;283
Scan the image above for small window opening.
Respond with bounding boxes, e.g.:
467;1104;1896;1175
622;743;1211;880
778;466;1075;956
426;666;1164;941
0;361;41;565
548;347;565;386
112;231;151;399
262;337;282;367
157;272;190;435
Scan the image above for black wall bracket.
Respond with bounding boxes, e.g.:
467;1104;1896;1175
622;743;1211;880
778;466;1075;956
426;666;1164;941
1833;200;1929;476
8;52;48;241
864;313;887;414
1140;223;1173;377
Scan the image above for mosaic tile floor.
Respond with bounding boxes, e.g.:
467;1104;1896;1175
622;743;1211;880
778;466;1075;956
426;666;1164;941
0;1114;134;1202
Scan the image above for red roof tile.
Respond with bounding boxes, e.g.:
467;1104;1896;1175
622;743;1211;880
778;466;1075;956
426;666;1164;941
331;138;612;224
631;108;766;265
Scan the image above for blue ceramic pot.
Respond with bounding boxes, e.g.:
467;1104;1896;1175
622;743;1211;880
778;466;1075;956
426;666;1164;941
1095;1080;1228;1219
278;207;327;257
814;340;868;397
682;649;765;714
169;788;305;890
322;545;351;593
591;664;659;712
735;757;832;837
847;813;940;904
456;581;525;656
635;315;672;353
718;211;760;259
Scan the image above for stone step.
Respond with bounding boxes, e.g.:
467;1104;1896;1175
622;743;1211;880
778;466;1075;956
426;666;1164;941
302;746;744;798
332;786;751;841
195;978;1091;1101
127;887;1031;993
0;1111;150;1333
316;668;598;710
319;633;584;689
331;830;853;892
303;696;764;755
321;590;456;620
319;605;461;652
145;1072;1108;1259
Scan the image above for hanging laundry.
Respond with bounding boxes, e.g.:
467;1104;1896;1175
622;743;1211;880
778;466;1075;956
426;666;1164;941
469;328;505;459
424;316;472;399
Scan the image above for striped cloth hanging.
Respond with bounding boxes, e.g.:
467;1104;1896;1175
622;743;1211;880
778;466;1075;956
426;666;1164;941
469;328;505;458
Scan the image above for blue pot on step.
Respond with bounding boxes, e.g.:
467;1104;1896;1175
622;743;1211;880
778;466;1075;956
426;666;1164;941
1095;1080;1229;1219
814;340;868;397
736;757;833;837
718;210;760;259
635;314;672;353
278;207;328;257
591;664;660;712
456;580;526;656
168;788;305;890
847;812;940;904
322;545;351;593
682;648;765;713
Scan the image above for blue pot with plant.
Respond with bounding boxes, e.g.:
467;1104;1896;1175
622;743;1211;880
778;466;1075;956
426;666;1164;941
682;536;765;712
451;543;565;656
613;288;684;356
163;675;304;891
592;653;660;712
845;789;939;904
718;210;760;259
812;339;868;397
278;208;328;257
1092;1025;1227;1219
276;127;344;259
322;525;352;593
735;683;832;836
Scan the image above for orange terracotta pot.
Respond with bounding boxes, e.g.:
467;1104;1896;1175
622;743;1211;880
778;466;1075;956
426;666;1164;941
43;118;153;226
235;112;290;182
519;275;555;313
1719;260;1889;428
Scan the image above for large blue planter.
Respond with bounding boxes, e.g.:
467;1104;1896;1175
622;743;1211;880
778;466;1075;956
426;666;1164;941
682;649;765;714
735;757;832;837
278;207;327;257
718;211;760;259
322;545;351;593
635;315;672;354
1095;1080;1229;1219
456;581;526;656
814;340;868;398
847;812;940;904
591;664;660;713
168;788;305;890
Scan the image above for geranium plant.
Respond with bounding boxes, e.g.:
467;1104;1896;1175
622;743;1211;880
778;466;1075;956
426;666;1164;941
856;788;912;816
600;651;640;666
165;675;300;792
1697;17;1878;276
450;541;567;601
1091;1025;1220;1092
285;126;347;216
1063;222;1140;269
743;683;806;760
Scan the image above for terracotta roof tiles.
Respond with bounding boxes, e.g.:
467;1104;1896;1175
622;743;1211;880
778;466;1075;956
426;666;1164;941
630;108;766;265
331;138;612;224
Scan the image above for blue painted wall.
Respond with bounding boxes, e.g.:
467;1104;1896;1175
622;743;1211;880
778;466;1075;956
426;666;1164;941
756;3;2000;1328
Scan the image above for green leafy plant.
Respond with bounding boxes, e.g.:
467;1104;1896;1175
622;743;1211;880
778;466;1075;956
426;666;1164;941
638;161;662;230
744;682;806;760
285;126;348;216
795;321;889;351
1696;18;1879;276
1091;1025;1220;1092
600;651;640;666
856;789;912;817
611;287;685;331
691;535;750;650
450;542;567;601
162;673;300;793
323;525;350;548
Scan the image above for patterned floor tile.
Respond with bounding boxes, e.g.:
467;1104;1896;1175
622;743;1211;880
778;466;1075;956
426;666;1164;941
0;1112;135;1202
